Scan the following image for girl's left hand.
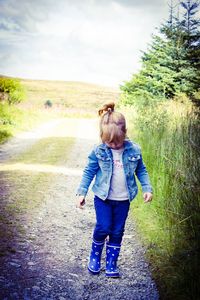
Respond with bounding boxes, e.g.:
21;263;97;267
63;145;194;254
143;192;153;203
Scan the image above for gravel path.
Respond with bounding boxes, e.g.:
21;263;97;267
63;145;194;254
0;118;159;300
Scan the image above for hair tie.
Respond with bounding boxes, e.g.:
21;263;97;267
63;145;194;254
98;102;115;116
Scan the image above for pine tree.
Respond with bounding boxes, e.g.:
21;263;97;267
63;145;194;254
121;0;200;104
122;35;178;99
180;0;200;87
180;0;200;47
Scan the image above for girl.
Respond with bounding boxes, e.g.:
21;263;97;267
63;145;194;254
76;102;153;277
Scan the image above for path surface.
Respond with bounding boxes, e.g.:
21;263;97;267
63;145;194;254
0;118;159;300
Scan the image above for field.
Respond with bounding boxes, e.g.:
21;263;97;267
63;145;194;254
20;78;120;114
0;77;120;143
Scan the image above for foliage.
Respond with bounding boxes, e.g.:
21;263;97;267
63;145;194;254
120;0;200;105
0;78;25;104
44;99;53;108
127;98;200;299
193;90;200;101
0;103;15;125
0;129;12;143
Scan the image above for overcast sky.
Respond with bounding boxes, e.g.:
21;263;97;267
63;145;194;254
0;0;171;87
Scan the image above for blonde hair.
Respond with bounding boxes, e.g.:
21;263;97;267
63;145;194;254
98;102;126;145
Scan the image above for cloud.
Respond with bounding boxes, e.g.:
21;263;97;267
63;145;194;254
0;0;56;32
114;0;167;8
0;0;169;86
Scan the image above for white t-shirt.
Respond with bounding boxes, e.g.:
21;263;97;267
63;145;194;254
107;148;129;201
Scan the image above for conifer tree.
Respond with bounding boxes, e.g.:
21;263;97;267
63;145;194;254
121;0;200;104
180;0;200;86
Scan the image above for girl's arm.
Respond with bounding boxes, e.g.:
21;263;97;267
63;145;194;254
76;148;99;198
135;154;153;194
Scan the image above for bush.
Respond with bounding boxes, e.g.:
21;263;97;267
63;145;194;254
0;129;12;143
0;103;14;125
0;78;25;104
44;100;53;108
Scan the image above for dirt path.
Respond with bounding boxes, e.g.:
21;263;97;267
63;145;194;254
0;118;159;300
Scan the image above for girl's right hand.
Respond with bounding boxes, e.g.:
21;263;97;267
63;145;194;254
76;195;86;209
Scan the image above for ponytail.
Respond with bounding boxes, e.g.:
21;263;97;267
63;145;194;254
98;102;115;116
98;102;115;124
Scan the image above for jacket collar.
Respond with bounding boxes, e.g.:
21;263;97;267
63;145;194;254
98;139;133;151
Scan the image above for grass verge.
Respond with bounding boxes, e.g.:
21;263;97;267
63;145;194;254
0;103;64;144
126;100;200;300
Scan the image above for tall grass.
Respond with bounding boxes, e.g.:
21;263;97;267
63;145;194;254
124;97;200;300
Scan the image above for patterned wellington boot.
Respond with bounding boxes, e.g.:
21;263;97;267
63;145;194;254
105;242;121;277
88;239;105;275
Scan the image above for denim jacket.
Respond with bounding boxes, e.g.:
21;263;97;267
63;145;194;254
77;139;153;202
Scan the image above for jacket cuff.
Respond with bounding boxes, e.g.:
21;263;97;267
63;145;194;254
142;186;153;193
76;187;88;197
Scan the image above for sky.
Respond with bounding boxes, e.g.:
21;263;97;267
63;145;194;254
0;0;171;87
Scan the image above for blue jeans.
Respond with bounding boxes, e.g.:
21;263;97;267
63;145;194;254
93;196;130;244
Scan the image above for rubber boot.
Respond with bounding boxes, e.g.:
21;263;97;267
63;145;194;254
105;242;121;277
88;239;104;275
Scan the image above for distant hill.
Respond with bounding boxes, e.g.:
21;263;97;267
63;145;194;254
0;75;120;113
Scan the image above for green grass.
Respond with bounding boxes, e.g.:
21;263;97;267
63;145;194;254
126;99;200;300
10;137;75;166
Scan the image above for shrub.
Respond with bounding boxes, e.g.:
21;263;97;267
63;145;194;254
44;100;53;108
0;78;25;104
0;129;12;143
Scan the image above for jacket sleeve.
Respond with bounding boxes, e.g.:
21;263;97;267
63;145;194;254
76;147;100;197
135;154;153;193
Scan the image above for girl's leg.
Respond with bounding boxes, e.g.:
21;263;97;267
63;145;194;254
88;196;112;275
109;200;130;244
93;196;112;242
105;200;130;277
